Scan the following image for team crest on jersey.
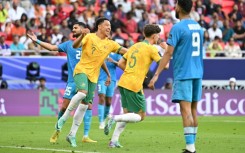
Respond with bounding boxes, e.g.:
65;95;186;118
104;45;108;49
81;83;86;87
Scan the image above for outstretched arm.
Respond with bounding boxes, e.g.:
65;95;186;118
102;62;111;86
107;57;119;66
27;32;58;51
148;45;174;90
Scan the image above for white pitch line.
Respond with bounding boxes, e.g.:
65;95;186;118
0;145;100;153
224;120;245;123
1;120;245;124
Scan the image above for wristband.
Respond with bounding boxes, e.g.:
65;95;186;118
36;39;41;45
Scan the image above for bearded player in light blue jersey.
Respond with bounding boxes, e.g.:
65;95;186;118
148;0;204;153
27;22;98;143
97;53;121;129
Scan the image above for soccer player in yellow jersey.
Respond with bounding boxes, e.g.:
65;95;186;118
104;24;168;148
54;17;127;147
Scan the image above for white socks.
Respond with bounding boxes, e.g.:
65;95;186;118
62;92;86;121
186;144;195;152
110;113;141;143
111;122;126;142
114;113;141;123
69;104;88;137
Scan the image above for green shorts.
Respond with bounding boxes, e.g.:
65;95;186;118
74;73;96;104
118;86;146;113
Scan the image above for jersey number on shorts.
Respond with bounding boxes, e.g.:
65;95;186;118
65;86;72;96
129;50;139;68
191;32;200;57
98;84;101;92
76;50;81;59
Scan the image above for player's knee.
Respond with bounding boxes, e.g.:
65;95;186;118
78;89;87;95
76;92;86;101
61;101;69;111
98;94;105;104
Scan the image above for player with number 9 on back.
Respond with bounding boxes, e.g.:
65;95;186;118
148;0;204;152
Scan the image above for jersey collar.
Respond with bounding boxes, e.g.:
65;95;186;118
143;40;149;44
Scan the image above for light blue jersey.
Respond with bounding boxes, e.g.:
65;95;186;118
167;19;204;81
58;40;81;83
58;40;81;99
98;53;122;82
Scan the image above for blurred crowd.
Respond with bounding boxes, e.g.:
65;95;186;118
0;0;244;57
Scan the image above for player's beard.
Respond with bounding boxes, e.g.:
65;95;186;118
73;33;80;38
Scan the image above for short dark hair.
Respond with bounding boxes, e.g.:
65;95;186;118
73;22;86;28
177;0;193;14
39;77;46;81
143;24;161;38
95;17;110;31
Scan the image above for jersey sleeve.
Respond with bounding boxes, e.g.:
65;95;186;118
151;47;161;63
167;24;180;47
111;40;122;53
58;41;69;53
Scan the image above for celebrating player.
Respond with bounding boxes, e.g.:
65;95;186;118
55;17;127;147
148;0;204;152
104;24;168;148
27;22;97;143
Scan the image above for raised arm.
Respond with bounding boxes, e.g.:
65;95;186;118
73;33;84;48
73;28;90;48
27;32;58;51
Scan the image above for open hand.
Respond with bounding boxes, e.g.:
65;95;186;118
27;32;37;42
82;28;90;35
159;42;167;50
107;57;114;63
105;76;111;86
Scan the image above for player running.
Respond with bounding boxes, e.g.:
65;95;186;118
104;24;168;148
55;17;127;147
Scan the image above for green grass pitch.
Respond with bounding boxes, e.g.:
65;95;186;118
0;116;244;153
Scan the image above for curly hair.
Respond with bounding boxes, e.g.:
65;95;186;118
143;24;161;38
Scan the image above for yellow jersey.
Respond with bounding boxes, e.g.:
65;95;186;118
74;33;122;83
118;40;161;92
